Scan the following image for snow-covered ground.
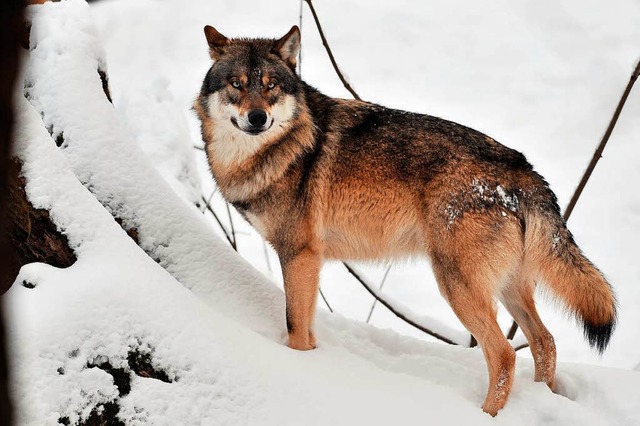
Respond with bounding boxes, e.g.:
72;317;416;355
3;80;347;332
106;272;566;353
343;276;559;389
5;0;640;424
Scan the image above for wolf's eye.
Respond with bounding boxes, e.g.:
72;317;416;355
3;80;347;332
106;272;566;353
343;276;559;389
267;81;277;90
231;81;241;89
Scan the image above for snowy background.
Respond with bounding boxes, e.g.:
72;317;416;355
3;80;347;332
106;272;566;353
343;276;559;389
5;0;640;424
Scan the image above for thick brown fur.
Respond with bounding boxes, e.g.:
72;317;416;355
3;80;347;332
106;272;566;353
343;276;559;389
195;25;617;416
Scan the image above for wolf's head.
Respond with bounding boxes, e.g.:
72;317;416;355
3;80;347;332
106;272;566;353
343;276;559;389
199;26;302;140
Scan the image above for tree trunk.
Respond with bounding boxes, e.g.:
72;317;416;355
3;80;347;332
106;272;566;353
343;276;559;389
3;159;77;294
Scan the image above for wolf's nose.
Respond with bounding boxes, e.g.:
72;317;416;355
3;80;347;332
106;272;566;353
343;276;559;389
248;110;268;127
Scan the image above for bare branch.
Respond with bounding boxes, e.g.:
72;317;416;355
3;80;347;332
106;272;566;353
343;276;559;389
506;320;519;341
225;202;237;250
344;263;459;346
303;0;361;100
200;188;216;213
365;264;392;323
563;58;640;221
319;287;333;313
200;195;236;250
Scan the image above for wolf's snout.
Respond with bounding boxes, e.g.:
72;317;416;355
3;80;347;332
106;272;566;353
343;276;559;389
229;108;271;135
248;109;268;128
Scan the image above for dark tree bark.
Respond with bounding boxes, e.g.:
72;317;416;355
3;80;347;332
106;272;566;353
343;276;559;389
0;0;27;423
4;159;77;292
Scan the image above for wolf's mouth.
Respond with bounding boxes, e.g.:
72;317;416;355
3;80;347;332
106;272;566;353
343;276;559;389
230;117;272;136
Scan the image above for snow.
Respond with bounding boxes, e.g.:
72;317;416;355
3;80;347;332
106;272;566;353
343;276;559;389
4;0;640;424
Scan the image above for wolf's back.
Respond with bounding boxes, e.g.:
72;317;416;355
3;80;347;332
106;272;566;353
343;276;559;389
522;186;616;353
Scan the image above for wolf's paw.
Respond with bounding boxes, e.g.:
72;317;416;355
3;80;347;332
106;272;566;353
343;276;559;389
481;402;499;417
287;340;316;351
287;334;316;351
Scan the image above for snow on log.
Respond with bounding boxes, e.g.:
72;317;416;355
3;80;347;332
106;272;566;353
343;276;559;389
23;1;284;336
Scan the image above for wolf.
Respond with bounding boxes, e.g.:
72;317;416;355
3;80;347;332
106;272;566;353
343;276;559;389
194;25;616;415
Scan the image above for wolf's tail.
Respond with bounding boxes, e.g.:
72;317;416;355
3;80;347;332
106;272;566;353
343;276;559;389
522;191;616;353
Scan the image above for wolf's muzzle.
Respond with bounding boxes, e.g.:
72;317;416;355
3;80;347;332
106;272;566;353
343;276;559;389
232;109;271;135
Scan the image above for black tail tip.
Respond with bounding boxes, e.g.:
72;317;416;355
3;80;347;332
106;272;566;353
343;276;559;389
583;320;616;354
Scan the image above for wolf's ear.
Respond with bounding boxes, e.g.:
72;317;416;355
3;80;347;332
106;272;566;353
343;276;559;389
273;26;300;69
204;25;229;60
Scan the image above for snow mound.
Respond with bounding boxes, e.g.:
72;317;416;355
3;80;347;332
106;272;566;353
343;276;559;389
23;0;283;338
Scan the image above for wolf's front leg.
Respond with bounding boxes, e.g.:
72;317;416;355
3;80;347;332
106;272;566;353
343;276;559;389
281;247;321;351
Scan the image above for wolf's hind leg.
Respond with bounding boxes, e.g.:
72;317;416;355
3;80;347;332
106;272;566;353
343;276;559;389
281;247;320;351
428;212;522;415
433;269;516;416
500;277;556;389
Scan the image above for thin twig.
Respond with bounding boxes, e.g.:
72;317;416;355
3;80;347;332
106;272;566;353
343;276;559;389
201;188;217;213
194;145;205;151
507;58;640;341
225;202;237;250
200;195;236;250
344;263;459;345
303;0;361;100
514;343;530;352
563;59;640;221
365;264;392;323
319;287;333;313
